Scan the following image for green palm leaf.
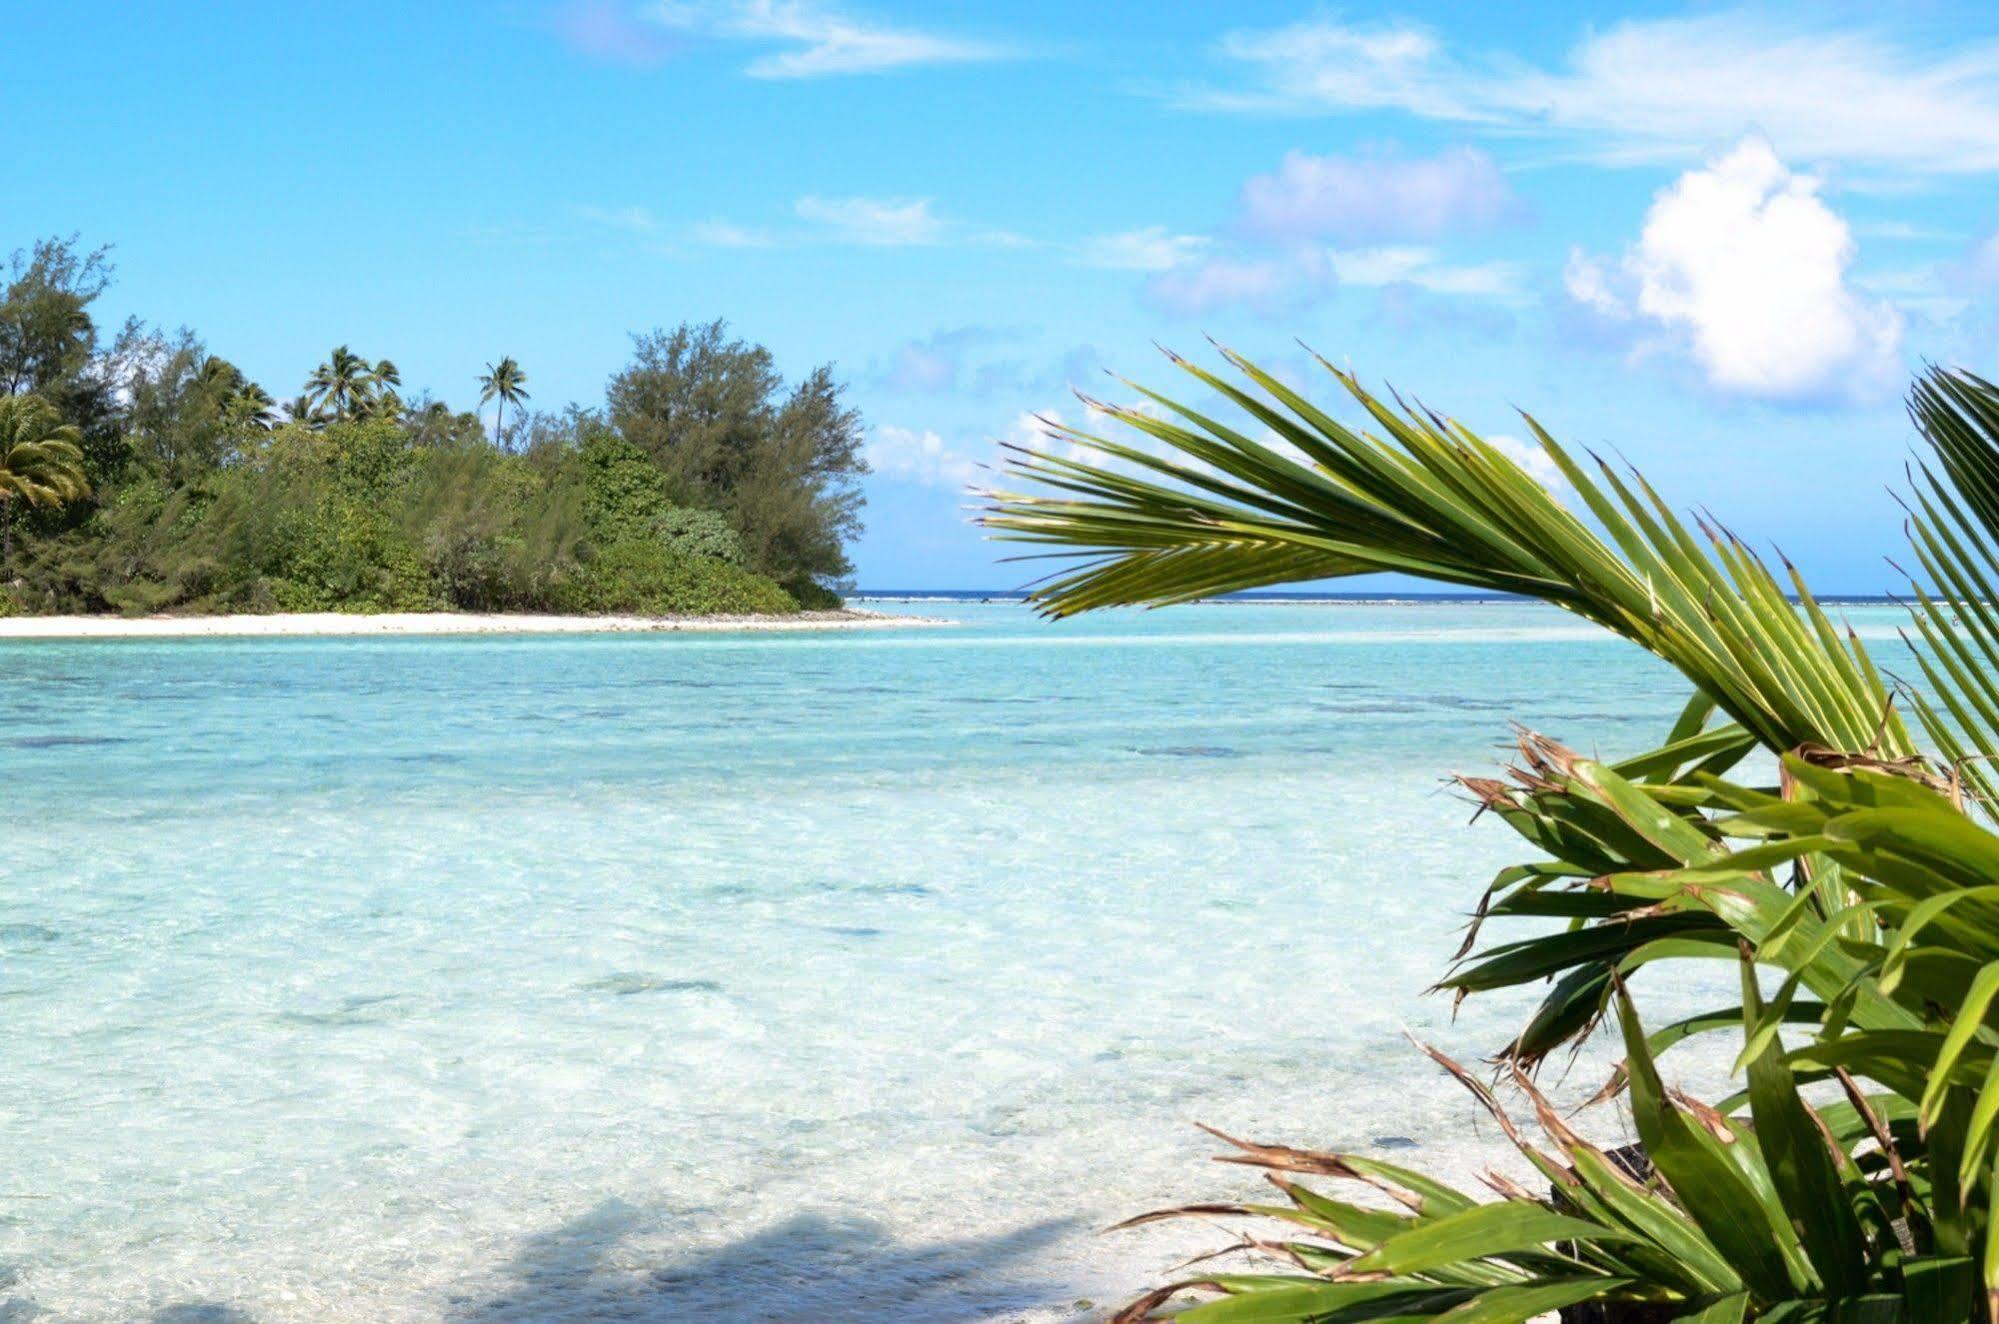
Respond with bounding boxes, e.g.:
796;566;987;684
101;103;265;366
1903;369;1999;810
983;348;1908;758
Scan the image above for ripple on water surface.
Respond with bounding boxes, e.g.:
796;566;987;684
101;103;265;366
0;600;1837;1320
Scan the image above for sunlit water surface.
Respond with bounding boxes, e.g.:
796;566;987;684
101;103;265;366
1;601;1910;1321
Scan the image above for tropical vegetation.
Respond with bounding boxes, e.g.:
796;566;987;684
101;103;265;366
0;235;869;616
0;394;89;569
984;351;1999;1321
478;356;530;446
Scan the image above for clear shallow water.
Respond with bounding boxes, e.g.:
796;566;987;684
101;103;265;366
0;602;1910;1321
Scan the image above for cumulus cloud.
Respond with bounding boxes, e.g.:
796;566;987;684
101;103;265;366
646;0;1006;79
1236;146;1516;243
794;195;943;246
1202;12;1999;174
1565;136;1903;401
1074;227;1211;272
866;425;985;489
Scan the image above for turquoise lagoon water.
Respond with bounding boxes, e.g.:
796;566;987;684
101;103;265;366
0;601;1906;1321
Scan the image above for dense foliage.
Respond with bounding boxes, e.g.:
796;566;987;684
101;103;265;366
0;236;869;616
986;354;1999;1321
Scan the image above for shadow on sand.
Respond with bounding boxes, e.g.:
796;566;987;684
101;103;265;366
454;1199;1086;1322
0;1201;1088;1322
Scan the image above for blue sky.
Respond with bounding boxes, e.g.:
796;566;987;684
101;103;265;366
9;1;1999;591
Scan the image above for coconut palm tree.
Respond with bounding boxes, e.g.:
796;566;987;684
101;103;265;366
364;358;403;419
304;345;377;422
200;356;277;430
284;394;324;430
230;380;279;430
982;356;1999;1321
477;357;529;447
0;394;88;571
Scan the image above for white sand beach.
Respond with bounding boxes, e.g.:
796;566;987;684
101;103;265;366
0;609;953;638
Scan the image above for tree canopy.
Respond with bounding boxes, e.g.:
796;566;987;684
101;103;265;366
607;320;867;602
0;237;868;617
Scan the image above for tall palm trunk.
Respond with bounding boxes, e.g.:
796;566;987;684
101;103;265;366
3;496;13;576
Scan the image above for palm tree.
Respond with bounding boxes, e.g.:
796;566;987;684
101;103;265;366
0;394;88;571
283;394;324;429
477;357;529;446
304;345;376;422
982;355;1999;1321
365;358;403;419
230;380;279;430
200;356;277;430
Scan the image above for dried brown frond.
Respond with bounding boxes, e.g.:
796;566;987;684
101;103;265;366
1105;1204;1256;1232
1111;1279;1218;1324
1791;741;1950;794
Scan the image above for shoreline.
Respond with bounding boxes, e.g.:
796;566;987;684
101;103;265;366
0;608;954;639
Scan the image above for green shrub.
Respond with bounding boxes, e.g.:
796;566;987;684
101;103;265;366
579;430;677;544
401;442;585;611
552;538;797;616
783;576;843;610
654;506;747;566
264;499;435;613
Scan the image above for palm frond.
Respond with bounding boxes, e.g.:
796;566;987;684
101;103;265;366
982;348;1907;758
1905;368;1999;808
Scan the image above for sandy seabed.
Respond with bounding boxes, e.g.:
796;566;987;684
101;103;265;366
0;608;952;638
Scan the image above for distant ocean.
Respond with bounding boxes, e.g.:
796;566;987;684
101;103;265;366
855;588;1905;605
1;599;1909;1320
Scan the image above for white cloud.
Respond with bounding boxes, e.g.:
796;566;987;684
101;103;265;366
1111;146;1520;317
1212;20;1457;118
648;0;1005;79
794;195;943;246
1205;13;1999;173
1486;433;1569;495
1567;136;1903;401
1329;246;1520;297
1327;245;1433;286
1407;261;1521;297
1857;221;1960;242
1074;226;1211;272
1007;410;1063;450
867;425;984;488
1857;265;1968;324
1146;248;1335;316
1562;249;1626;318
1009;407;1111;467
1236;146;1515;243
576;204;663;233
972;229;1037;250
691;219;775;247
